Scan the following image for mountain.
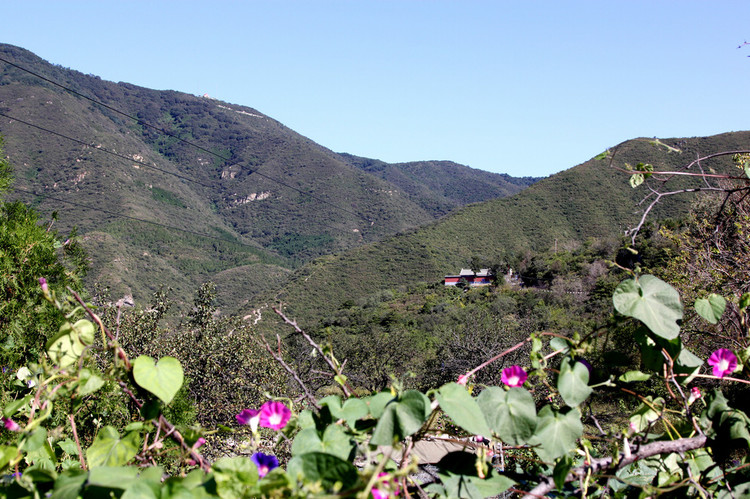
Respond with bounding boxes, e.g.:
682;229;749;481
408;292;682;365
0;44;534;311
269;131;750;325
339;154;539;217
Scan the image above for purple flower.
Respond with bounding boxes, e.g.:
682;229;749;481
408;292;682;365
259;401;291;430
708;348;738;378
3;417;20;432
236;408;260;432
501;365;528;387
372;472;400;498
39;277;48;294
251;452;279;478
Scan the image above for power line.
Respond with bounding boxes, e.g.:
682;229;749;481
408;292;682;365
13;185;263;248
0;55;374;225
0;111;364;238
0;111;214;189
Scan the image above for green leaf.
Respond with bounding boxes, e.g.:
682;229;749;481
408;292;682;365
77;368;105;396
212;456;259;499
594;150;610;161
613;275;683;340
477;387;537;445
630;172;645;188
436;383;492;438
87;466;139;488
132;355;184;405
86;426;140;467
0;445;18;469
57;438;79;456
557;358;592;407
695;294;726;324
338;398;369;427
50;470;88;499
529;406;583;462
370;391;430;446
291;425;354;460
46;320;95;368
553;455;574;491
629;396;664;432
365;391;395;419
287;452;358;491
740;293;750;311
618;370;651;383
436;452;515;498
549;337;570;354
744;160;750;179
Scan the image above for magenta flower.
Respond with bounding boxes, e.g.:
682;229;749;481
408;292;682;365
236;408;261;432
501;365;527;387
708;348;738;378
192;437;206;450
39;277;48;294
251;452;279;478
689;387;702;405
3;417;20;432
259;401;291;430
457;374;469;386
372;472;400;499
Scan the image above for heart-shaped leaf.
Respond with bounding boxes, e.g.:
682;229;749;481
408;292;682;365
613;275;683;340
132;355;183;405
86;426;140;467
557;358;592;407
477;386;537;445
695;294;726;324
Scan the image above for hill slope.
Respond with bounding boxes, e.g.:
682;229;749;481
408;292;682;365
0;44;533;311
339;154;539;217
270;131;750;325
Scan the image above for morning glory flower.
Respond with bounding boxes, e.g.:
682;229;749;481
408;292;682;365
236;408;260;432
39;277;48;294
251;452;279;478
501;365;528;387
708;348;738;378
371;472;400;499
3;418;20;432
259;401;291;430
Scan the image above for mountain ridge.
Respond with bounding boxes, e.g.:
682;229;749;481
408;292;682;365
0;43;534;311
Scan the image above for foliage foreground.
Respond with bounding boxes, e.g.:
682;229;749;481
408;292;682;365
1;269;750;498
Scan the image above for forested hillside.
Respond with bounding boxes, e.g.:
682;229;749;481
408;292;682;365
0;43;533;312
270;131;750;325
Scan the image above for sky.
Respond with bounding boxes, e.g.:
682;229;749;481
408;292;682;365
2;1;750;178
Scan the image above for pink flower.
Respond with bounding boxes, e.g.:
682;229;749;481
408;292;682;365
236;408;261;432
259;401;291;430
192;437;206;450
708;348;738;378
372;472;400;499
501;365;527;387
688;387;702;405
39;277;48;294
3;418;20;432
457;374;469;386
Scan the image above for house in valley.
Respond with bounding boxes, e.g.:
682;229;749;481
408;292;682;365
444;268;495;287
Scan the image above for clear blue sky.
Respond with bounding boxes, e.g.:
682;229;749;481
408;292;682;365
3;1;750;177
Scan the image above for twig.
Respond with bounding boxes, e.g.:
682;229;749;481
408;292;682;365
251;332;321;410
273;307;355;397
68;414;86;470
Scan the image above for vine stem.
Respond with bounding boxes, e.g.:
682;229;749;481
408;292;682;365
459;338;532;382
69;414;86;470
521;436;708;498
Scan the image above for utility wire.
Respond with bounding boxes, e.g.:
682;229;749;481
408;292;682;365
13;186;263;248
0;111;362;237
0;55;374;224
0;111;214;189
